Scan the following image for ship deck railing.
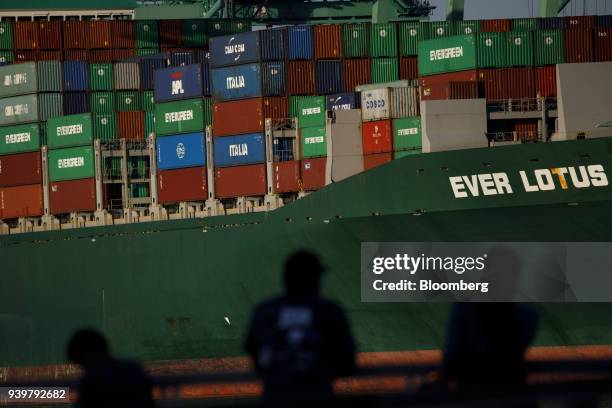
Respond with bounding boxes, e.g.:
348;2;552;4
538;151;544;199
3;359;612;407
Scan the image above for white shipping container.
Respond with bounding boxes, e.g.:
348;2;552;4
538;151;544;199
361;88;390;122
114;62;141;90
390;86;419;118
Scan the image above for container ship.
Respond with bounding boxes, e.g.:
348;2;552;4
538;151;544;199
1;0;612;388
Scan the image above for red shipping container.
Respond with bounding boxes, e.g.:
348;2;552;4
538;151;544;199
363;153;392;171
118;111;145;140
49;178;97;214
566;16;595;30
37;50;63;61
362;120;392;154
63;20;87;49
88;49;113;63
0;152;42;188
14;50;38;62
0;184;43;219
273;160;301;193
87;20;113;49
399;57;418;81
288;60;316;95
112;20;136;49
505;67;535;100
63;50;87;61
213;98;264;137
478;68;506;101
301;158;326;191
158;167;208;204
515;121;538;140
37;21;62;50
14;21;38;50
343;59;371;92
263;97;289;120
564;30;594;63
450;81;479;99
112;48;136;61
314;24;343;59
482;19;510;32
159;20;183;49
535;66;557;98
419;70;479;100
594;29;612;62
214;164;266;199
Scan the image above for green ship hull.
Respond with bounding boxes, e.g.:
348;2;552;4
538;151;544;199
2;138;612;371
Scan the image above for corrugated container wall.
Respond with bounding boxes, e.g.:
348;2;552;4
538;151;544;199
326;92;360;111
112;21;136;49
202;97;213;128
0;52;14;64
211;63;262;102
87;20;112;49
209;31;260;68
159;20;183;49
263;97;288;120
594;28;612;62
597;15;612;28
168;50;195;67
301;126;327;158
260;28;286;61
343;59;371;92
363;153;392;171
450;81;479;99
390;87;419;118
262;61;286;96
49;178;96;215
116;91;142;112
0;151;41;187
63;61;88;92
301;158;326;191
399;21;428;56
273;161;300;194
343;23;370;58
158;166;207;204
563;30;593;63
506;31;535;66
535;30;564;65
156;132;206;170
540;17;566;30
112;49;136;61
361;88;390;122
48;146;95;182
418;35;477;76
15;21;37;50
479;68;506;100
118;111;144;140
455;20;481;35
566;16;595;30
40;93;63;121
91;92;114;113
88;49;113;64
114;62;141;90
140;57;167;90
362;119;392;154
477;32;506;68
371;58;399;83
154;64;203;102
512;18;539;31
316;60;343;95
63;20;87;49
505;67;535;99
430;21;452;38
93;113;117;141
0;123;41;155
297;96;326;128
182;20;207;48
0;21;13;50
288;60;316;95
213;133;265;167
535;65;557;98
155;98;204;136
47;113;93;149
393;116;421;151
288;25;313;60
214;163;266;198
371;23;398;57
38;21;62;50
212;98;264;137
0;184;43;219
314;24;342;59
89;63;113;91
399;57;418;81
136;20;159;49
64;92;90;115
482;19;510;32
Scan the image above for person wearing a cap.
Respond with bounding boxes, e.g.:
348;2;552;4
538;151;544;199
245;250;356;407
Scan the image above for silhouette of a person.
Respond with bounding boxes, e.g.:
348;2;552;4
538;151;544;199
245;251;356;407
67;329;155;408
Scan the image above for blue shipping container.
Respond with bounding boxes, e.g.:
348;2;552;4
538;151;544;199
213;132;265;167
540;17;567;30
209;31;261;68
211;63;262;102
288;25;313;60
140;57;167;90
260;28;286;61
64;92;90;115
316;60;343;95
326;92;360;111
63;61;88;92
597;15;612;28
262;61;286;96
154;64;204;103
156;132;206;171
169;51;195;67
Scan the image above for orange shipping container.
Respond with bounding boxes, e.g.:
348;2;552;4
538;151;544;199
14;50;37;63
37;21;62;50
301;158;326;191
212;98;264;137
564;30;593;63
314;24;343;59
362;120;392;154
482;19;510;32
536;66;557;98
343;59;371;92
594;29;612;62
0;184;43;219
112;20;136;49
37;50;63;61
118;111;145;140
87;49;113;63
566;16;595;30
63;20;87;49
399;57;418;81
263;97;289;120
273;160;301;193
363;153;392;171
214;164;266;199
112;49;137;61
14;21;38;50
64;50;88;61
159;20;183;49
288;60;316;95
87;20;113;49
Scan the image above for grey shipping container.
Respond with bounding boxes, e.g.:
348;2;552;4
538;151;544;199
0;61;63;98
361;86;418;122
389;86;419;118
114;62;141;90
0;93;63;125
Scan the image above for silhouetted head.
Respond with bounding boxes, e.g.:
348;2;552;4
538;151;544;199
284;251;325;296
67;329;110;367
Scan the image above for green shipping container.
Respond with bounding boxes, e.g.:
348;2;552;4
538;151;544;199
0;21;13;50
477;32;506;68
301;126;327;158
142;90;155;112
89;63;113;91
371;58;399;83
39;93;63;122
342;23;371;58
512;18;539;32
0;51;14;64
136;20;159;49
202;97;212;128
0;123;41;155
137;48;158;57
182;19;208;48
90;92;114;114
506;31;534;67
297;96;326;128
46;113;93;149
289;96;310;120
394;149;421;159
93;113;117;142
0;62;63;98
418;35;477;76
144;110;155;139
430;21;452;38
116;91;143;112
393;117;422;151
370;23;398;57
36;61;63;93
455;20;481;35
535;30;564;66
206;19;251;37
0;94;39;125
48;146;95;182
155;98;204;136
399;21;429;57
